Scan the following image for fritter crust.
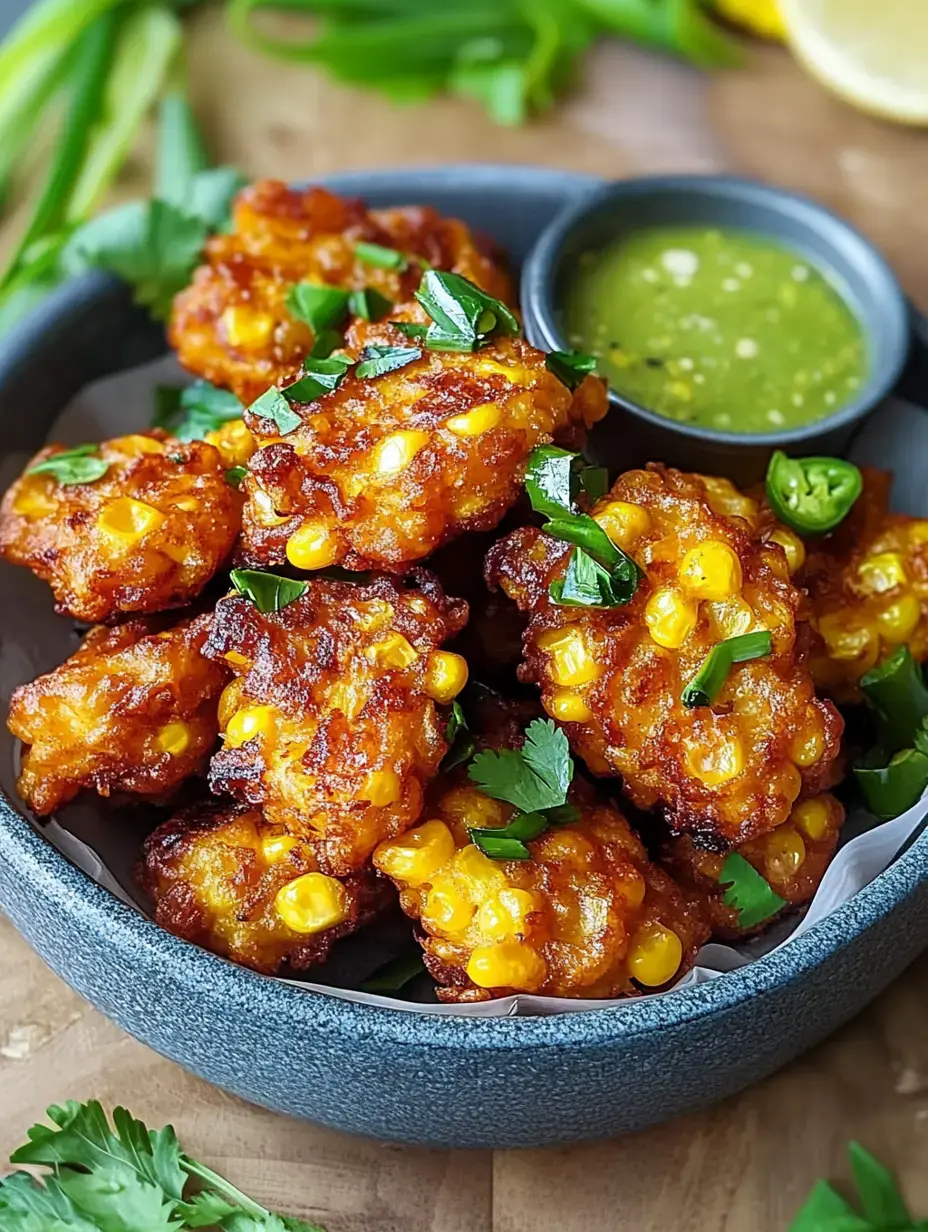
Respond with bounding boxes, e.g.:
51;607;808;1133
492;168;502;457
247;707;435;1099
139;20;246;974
142;801;391;974
204;573;468;874
660;792;844;940
9;615;227;816
796;469;928;700
374;715;709;1002
487;465;843;846
169;180;513;404
239;331;606;573
0;432;241;623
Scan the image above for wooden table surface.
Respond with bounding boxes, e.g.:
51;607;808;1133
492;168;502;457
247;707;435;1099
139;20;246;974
3;11;928;1229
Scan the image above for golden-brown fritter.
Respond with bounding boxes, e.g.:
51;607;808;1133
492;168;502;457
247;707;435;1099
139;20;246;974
141;801;391;974
9;615;227;816
660;792;844;940
795;469;928;701
0;432;241;623
169;180;513;404
239;331;606;573
204;572;468;874
374;741;709;1003
487;465;844;847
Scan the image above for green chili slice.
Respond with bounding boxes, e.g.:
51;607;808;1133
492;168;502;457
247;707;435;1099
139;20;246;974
860;646;928;758
855;747;928;821
765;451;862;535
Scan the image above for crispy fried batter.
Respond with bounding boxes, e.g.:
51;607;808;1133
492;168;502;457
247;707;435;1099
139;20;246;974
374;709;708;1001
169;180;513;404
142;801;391;973
9;615;227;816
660;792;844;939
203;573;468;874
487;465;843;846
0;432;241;623
795;469;928;700
239;329;606;573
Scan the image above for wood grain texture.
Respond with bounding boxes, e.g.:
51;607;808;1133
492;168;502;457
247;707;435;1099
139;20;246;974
2;12;928;1230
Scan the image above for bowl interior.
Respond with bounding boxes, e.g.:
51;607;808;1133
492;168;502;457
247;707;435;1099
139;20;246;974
523;176;911;447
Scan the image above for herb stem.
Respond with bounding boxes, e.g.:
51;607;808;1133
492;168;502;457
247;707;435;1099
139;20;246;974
181;1155;272;1220
156;87;209;207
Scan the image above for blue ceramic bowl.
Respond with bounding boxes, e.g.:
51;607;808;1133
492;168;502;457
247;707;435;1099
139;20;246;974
521;175;914;484
0;166;926;1149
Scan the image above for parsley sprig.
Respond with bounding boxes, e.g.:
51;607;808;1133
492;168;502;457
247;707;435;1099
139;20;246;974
524;446;640;610
27;444;108;486
719;852;786;930
3;1099;325;1231
466;719;578;859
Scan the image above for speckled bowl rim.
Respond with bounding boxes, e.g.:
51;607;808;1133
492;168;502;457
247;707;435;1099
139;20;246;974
0;163;925;1048
522;173;911;449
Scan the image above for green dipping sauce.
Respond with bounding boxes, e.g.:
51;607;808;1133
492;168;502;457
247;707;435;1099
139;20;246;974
563;225;867;434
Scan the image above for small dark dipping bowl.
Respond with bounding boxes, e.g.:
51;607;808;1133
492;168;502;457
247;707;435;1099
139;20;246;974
522;175;911;485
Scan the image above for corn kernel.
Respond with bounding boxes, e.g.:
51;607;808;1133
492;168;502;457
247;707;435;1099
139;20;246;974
360;768;401;807
790;725;824;768
367;632;419;670
286;520;340;570
545;688;593;723
475;888;538;941
617;871;647;912
790;796;833;842
817;612;879;664
275;872;348;934
109;433;164;457
225;705;277;748
372;430;429;476
205;419;256;467
423;877;476;934
12;485;57;518
166;496;199;512
262;833;298;862
96;497;165;544
706;597;755;639
537;626;601;686
154;721;190;757
217;680;244;729
424;651;468;703
466;941;547;991
858;552;907;594
876;595;921;643
768;527;806;575
444;402;501;436
439;787;504;830
374;819;456;887
684;733;744;786
223;650;250;667
680;541;743;600
593;501;652;550
908;521;928;545
645;587;699;650
251;487;289;527
627;924;683;987
454;844;507;892
222;305;276;350
765;826;806;881
700;476;759;528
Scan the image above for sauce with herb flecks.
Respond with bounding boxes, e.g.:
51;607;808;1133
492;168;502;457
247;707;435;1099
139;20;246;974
563;226;867;434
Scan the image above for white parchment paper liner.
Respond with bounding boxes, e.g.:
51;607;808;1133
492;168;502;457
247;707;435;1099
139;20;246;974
20;360;928;1018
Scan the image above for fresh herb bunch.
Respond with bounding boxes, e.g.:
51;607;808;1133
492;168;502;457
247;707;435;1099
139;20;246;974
0;1099;325;1230
227;0;740;126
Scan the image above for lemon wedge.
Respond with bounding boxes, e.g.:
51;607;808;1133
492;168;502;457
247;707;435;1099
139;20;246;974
780;0;928;125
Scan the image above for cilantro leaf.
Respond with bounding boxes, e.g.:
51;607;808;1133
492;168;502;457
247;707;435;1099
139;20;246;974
545;349;597;391
153;379;243;441
348;287;393;322
356;345;422;379
249;388;302;435
848;1140;912;1226
354;240;407;270
27;444;107;486
469;718;571;814
719;853;787;930
549;546;629;608
413;270;520;352
230;569;308;614
524;445;577;519
282;355;353;403
286;282;350;334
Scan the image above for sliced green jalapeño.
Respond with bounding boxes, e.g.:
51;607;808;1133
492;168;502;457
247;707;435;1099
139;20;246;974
765;451;862;536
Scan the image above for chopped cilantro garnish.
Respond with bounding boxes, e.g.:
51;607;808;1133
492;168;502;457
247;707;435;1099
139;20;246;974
356;344;422;379
354;240;407;271
230;568;308;614
411;270;520;352
249;387;302;436
719;852;786;930
248;356;353;434
225;465;247;488
545;349;598;391
348;287;393;322
469;718;573;814
27;444;108;486
152;379;243;441
286;281;350;333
